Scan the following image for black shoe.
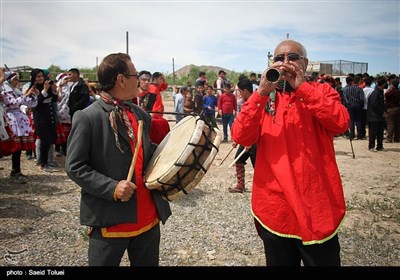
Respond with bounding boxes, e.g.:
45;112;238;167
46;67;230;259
39;165;59;173
10;172;27;184
47;161;59;168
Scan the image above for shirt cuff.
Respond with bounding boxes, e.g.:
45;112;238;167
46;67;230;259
41;90;49;98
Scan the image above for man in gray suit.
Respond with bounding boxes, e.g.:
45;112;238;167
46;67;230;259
66;53;171;266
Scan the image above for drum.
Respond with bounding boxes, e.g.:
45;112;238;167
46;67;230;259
144;115;222;201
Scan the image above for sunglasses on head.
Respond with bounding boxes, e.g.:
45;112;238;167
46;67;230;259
273;53;305;63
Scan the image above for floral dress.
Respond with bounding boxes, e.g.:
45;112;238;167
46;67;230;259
2;81;37;150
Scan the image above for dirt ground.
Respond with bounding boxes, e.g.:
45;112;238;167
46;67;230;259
0;97;399;267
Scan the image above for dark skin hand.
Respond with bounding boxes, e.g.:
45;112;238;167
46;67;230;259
258;41;309;96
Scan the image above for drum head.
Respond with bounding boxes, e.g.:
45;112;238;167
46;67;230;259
145;115;201;187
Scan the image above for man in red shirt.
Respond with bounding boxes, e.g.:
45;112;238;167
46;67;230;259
232;39;349;266
138;71;170;144
217;83;237;142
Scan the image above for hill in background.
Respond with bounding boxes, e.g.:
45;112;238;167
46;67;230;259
174;64;230;78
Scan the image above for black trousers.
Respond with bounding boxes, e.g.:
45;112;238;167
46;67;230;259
235;144;256;167
368;121;384;150
255;219;341;266
11;150;22;174
88;223;160;266
348;104;362;139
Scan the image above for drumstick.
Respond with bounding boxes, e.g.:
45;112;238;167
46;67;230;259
219;145;236;166
228;148;247;168
127;120;143;182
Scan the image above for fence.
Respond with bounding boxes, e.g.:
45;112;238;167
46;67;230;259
307;60;368;75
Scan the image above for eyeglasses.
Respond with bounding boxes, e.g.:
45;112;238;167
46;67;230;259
273;53;305;63
124;73;139;79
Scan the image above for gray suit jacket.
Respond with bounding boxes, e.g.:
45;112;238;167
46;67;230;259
65;98;171;227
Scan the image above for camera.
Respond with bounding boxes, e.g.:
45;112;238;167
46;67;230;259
45;76;54;85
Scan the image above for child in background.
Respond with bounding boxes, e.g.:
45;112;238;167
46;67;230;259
203;85;218;128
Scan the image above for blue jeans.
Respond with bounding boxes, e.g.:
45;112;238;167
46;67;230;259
222;113;234;140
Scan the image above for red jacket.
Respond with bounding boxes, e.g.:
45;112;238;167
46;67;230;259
232;82;349;244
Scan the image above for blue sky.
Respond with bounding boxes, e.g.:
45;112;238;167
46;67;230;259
1;0;399;76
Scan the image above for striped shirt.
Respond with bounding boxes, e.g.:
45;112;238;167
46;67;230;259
343;85;364;106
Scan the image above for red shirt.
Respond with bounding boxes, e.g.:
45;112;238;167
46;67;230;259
148;83;168;118
232;82;349;244
218;92;237;114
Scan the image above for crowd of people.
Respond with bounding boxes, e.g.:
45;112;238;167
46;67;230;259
0;40;399;266
0;67;174;183
308;71;400;150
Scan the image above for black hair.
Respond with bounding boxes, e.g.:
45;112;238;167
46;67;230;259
195;80;205;87
237;77;253;93
363;76;373;87
29;68;45;91
68;68;80;76
346;76;354;85
353;76;361;84
391;78;399;89
376;77;387;87
138;70;152;78
238;74;248;81
152;72;163;81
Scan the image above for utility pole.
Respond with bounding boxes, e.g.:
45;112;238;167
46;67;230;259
126;31;129;54
172;58;176;85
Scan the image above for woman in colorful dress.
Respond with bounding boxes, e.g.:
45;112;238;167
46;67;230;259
0;68;18;160
2;71;38;182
